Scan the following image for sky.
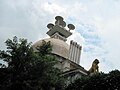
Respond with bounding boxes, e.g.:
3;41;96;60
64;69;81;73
0;0;120;73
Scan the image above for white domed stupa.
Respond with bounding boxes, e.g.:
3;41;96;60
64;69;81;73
33;38;69;59
33;16;88;82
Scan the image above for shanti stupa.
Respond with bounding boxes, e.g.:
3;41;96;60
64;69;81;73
33;16;88;82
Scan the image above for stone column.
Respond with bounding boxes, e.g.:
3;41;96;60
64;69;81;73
77;45;82;64
73;42;77;63
75;44;79;63
71;41;76;62
68;40;73;61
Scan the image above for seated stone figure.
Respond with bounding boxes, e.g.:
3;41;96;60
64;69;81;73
89;59;99;74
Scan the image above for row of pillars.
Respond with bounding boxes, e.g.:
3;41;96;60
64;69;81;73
68;40;82;65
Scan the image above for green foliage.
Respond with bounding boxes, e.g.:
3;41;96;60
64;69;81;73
0;36;65;90
66;70;120;90
36;40;52;56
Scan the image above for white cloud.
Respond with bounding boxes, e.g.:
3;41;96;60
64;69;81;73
41;2;66;14
67;31;85;45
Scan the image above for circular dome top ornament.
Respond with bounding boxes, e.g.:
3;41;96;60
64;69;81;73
67;24;75;31
47;23;54;29
55;16;64;21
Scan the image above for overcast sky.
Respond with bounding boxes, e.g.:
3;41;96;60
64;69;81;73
0;0;120;72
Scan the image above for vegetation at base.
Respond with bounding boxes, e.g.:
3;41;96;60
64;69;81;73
65;70;120;90
0;36;65;90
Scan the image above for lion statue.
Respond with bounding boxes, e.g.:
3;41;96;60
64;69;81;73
89;59;99;74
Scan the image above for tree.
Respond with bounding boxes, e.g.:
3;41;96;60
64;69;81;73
0;36;65;90
65;70;120;90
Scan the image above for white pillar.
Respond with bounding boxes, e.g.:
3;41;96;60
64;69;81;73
71;41;75;62
73;42;77;63
68;40;73;60
75;44;79;64
77;45;82;64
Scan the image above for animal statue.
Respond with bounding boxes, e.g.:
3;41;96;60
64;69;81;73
89;59;99;74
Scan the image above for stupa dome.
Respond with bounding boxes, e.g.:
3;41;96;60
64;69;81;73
32;38;69;59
